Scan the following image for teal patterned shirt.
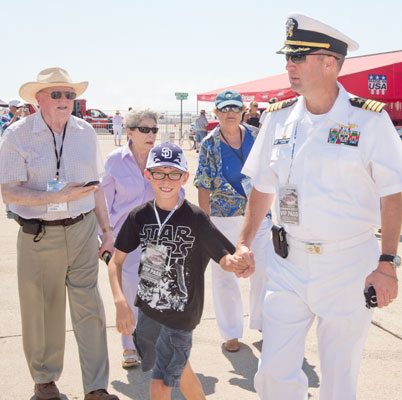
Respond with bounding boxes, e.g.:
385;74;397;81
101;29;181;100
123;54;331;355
194;125;257;217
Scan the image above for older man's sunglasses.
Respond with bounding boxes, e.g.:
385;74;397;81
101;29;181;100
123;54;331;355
219;106;242;113
128;126;159;134
286;53;340;64
40;90;77;100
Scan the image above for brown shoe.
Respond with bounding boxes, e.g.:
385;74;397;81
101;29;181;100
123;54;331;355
84;389;120;400
224;338;240;352
34;382;60;400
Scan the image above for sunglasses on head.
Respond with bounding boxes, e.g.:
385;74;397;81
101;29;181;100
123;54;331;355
40;90;77;100
218;106;242;113
286;53;340;64
149;171;183;181
128;126;159;134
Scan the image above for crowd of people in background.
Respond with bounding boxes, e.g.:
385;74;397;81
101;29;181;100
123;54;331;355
0;11;402;400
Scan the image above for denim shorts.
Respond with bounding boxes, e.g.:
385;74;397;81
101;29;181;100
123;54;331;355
195;130;207;143
133;309;193;388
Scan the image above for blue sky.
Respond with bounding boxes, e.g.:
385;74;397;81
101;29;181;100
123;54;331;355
2;0;400;113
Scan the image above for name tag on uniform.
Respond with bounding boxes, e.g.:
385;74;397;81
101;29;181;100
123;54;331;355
47;179;68;212
279;185;300;225
139;243;168;285
274;138;290;145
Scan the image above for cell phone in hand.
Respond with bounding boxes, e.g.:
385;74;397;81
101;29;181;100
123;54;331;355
82;180;100;187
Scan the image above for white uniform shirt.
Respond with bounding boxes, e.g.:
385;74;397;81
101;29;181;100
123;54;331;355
113;114;123;127
0;112;104;220
243;83;402;241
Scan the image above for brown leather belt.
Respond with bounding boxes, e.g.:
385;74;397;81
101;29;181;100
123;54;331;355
15;210;92;227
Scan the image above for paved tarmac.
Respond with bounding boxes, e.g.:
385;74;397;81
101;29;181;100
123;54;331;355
0;135;401;399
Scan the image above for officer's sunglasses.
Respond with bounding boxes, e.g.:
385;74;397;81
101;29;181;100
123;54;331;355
286;53;340;64
149;171;184;181
40;90;77;100
128;126;159;134
218;106;242;113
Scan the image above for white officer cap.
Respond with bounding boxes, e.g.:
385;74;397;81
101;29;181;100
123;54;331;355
277;12;359;56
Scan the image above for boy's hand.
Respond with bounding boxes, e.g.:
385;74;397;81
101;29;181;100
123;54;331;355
116;301;136;336
234;245;256;278
220;250;256;278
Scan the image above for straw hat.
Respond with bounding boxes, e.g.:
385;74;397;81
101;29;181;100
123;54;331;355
19;67;88;105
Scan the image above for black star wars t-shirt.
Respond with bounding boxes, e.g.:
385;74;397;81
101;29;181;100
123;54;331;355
115;199;236;331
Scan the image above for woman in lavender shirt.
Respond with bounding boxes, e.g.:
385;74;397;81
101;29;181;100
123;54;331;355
102;109;158;368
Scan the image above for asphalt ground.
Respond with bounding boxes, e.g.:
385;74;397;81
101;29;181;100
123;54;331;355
0;135;401;399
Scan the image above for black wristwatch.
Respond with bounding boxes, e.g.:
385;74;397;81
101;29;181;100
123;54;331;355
379;254;401;268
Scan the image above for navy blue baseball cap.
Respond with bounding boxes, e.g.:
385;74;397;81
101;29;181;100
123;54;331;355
146;142;188;173
215;89;243;110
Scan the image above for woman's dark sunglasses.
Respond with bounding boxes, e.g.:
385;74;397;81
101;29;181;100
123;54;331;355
286;53;340;64
219;106;242;113
128;126;159;134
40;90;77;100
149;171;183;181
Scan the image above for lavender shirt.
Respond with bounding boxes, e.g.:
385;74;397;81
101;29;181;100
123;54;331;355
102;141;154;237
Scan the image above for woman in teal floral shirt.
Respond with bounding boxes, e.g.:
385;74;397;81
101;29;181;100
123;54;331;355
194;90;271;352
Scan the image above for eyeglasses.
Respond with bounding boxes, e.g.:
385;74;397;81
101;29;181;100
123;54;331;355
40;90;77;100
128;126;159;134
285;53;340;64
149;171;184;181
218;106;242;113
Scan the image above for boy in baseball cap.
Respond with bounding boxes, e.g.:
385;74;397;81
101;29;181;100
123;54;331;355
108;143;252;398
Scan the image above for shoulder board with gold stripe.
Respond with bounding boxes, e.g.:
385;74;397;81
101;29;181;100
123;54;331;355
349;97;386;113
265;97;298;113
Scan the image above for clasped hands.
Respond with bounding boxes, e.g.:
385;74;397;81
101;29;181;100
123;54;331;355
222;245;255;278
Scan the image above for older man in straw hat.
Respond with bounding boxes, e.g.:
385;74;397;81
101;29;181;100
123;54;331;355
236;13;402;399
0;67;119;400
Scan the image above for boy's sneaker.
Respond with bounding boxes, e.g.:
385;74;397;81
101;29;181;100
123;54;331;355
84;389;119;400
34;382;60;400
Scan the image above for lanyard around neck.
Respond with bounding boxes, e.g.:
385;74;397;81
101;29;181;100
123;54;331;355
286;123;299;184
220;127;244;165
153;194;183;237
47;122;67;181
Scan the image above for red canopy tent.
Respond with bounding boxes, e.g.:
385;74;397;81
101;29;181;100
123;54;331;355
197;50;402;124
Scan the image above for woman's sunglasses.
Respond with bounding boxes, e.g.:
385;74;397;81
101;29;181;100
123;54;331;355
128;126;159;134
40;90;77;100
218;106;242;113
285;53;340;64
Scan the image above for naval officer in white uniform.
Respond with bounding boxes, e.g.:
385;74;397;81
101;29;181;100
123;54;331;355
236;13;402;400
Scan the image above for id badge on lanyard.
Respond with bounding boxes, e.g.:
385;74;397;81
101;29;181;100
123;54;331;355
279;124;300;225
46;122;68;212
47;179;68;212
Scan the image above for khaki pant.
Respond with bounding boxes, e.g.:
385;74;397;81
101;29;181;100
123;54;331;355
17;211;109;394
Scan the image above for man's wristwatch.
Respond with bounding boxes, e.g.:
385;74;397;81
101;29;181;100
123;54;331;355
379;254;401;268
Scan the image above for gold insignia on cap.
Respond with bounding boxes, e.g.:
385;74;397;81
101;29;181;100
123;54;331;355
286;18;296;38
285;40;330;49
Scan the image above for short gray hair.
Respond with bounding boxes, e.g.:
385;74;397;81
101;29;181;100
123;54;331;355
124;108;158;128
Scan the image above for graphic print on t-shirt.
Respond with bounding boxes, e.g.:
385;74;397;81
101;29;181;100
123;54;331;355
138;223;195;312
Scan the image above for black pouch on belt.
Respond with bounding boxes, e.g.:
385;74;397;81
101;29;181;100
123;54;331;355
14;215;43;236
271;224;289;259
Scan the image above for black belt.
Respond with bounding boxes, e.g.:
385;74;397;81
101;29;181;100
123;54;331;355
15;211;92;227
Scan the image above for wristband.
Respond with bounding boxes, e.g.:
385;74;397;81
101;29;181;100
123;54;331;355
102;226;113;233
372;269;398;281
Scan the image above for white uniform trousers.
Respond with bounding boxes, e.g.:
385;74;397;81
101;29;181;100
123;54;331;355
121;247;141;350
254;236;377;400
113;125;122;140
210;216;271;340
